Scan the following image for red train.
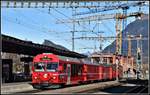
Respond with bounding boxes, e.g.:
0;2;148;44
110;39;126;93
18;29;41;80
32;53;123;89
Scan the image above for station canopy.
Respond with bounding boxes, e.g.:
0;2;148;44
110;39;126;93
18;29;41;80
2;34;87;58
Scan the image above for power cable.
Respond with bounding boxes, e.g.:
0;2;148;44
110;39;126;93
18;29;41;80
36;9;90;50
52;8;99;36
3;16;71;44
13;9;70;35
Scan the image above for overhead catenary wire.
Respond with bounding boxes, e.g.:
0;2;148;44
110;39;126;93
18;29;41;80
35;8;90;50
13;9;73;44
52;8;113;52
51;7;99;36
2;15;72;45
43;3;125;53
52;7;117;51
48;7;102;51
39;6;97;46
13;9;71;35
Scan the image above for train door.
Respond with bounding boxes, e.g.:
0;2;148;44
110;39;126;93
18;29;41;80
83;64;87;81
99;66;103;80
66;64;71;84
2;59;13;83
24;63;30;76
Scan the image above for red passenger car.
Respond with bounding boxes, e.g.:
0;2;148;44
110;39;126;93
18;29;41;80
32;53;122;89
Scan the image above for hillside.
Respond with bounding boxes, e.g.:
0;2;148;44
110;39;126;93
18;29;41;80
102;15;149;64
42;39;69;51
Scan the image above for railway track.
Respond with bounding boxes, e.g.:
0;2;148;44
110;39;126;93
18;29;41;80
122;80;148;93
14;84;72;94
86;79;148;94
10;79;148;94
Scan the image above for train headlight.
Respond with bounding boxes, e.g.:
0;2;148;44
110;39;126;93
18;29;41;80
43;74;48;78
53;76;56;79
34;76;37;79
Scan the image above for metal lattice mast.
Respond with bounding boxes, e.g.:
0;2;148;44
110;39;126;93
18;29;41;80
115;14;122;55
136;34;143;79
122;7;128;55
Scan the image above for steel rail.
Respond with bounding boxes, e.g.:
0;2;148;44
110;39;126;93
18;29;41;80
122;80;148;93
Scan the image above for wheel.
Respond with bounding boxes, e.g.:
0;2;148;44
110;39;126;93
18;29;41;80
60;84;65;88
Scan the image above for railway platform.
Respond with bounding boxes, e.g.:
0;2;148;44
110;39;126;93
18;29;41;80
1;81;121;94
1;81;34;94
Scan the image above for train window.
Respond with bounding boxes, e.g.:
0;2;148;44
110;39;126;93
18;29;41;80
110;58;113;63
103;58;107;64
71;64;75;76
46;62;58;72
71;64;76;76
34;63;45;72
78;65;82;75
71;64;82;76
63;64;67;72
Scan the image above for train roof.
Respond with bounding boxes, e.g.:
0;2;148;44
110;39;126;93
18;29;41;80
38;53;115;66
58;55;82;63
57;55;112;66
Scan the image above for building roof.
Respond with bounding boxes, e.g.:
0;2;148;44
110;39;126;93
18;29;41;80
2;34;87;58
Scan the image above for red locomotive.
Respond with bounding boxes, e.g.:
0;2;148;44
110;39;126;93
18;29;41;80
32;53;123;89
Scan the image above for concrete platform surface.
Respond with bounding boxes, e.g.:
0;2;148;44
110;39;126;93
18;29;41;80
1;81;33;94
1;81;121;94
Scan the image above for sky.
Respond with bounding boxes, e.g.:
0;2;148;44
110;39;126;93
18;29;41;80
1;1;149;54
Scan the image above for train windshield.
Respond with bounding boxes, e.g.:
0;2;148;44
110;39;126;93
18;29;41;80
34;63;45;72
46;62;58;72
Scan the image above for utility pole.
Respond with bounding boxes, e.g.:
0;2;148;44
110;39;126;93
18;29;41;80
97;20;104;52
72;7;76;51
122;6;128;55
115;14;123;55
72;31;75;51
128;35;132;57
136;34;142;79
127;35;131;78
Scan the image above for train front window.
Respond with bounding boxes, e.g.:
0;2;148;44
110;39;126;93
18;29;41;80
34;63;45;72
46;63;58;72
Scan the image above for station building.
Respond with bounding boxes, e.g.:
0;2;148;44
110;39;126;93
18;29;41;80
1;52;33;83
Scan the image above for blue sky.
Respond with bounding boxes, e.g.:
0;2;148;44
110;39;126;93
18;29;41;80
1;1;149;53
